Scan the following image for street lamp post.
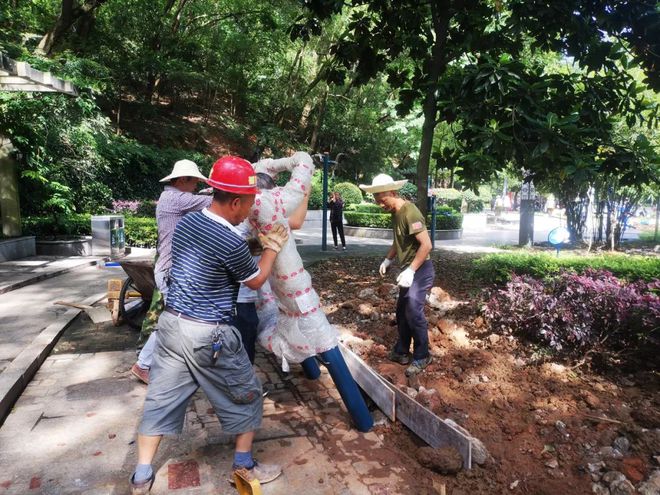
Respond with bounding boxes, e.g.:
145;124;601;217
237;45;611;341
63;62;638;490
318;152;338;251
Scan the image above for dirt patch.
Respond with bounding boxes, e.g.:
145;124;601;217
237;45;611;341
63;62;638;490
310;252;660;494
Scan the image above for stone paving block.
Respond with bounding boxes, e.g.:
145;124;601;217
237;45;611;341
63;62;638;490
254;416;296;441
0;336;416;494
168;460;201;490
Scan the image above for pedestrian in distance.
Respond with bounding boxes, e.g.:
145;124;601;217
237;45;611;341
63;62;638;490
359;174;435;377
328;191;346;250
129;156;289;494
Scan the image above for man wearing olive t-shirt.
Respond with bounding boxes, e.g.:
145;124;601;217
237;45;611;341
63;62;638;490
359;174;435;377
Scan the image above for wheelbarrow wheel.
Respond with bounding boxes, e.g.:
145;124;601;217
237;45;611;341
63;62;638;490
119;276;148;330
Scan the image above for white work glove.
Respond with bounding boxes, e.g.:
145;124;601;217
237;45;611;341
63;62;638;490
396;267;416;288
379;258;393;277
258;223;289;253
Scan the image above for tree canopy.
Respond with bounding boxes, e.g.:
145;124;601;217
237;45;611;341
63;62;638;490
0;0;658;230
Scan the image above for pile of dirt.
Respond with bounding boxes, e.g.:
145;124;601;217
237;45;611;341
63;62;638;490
310;253;660;494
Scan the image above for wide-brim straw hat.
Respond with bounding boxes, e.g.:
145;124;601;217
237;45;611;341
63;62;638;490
159;159;207;183
359;173;408;193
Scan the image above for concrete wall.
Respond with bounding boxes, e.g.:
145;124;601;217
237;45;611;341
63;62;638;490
36;236;92;256
0;237;35;262
0;137;21;237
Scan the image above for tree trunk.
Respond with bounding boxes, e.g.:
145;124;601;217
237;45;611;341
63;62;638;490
309;89;328;151
276;45;306;127
415;0;450;216
36;0;73;55
36;0;107;55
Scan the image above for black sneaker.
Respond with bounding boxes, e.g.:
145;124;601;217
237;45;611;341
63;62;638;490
388;350;411;365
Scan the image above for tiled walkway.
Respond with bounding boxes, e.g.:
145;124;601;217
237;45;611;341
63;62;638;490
0;339;407;494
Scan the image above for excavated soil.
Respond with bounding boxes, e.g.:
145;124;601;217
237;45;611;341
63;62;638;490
309;252;660;494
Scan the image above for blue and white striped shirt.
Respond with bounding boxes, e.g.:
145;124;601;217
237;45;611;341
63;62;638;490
167;209;259;323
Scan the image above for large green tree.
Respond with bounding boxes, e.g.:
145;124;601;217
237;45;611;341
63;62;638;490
297;0;660;214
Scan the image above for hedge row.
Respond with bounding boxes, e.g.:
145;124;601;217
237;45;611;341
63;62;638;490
22;214;158;248
472;252;660;284
344;211;463;230
434;188;485;213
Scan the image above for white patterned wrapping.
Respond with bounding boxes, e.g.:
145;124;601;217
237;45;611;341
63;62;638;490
249;152;338;369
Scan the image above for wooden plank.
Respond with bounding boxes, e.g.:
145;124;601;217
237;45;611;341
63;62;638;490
338;343;395;421
337;343;472;469
386;381;472;469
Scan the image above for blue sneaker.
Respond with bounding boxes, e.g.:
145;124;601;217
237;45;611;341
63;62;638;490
405;356;433;376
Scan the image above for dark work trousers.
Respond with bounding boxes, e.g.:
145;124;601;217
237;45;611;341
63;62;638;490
233;302;258;364
331;221;346;247
394;259;435;360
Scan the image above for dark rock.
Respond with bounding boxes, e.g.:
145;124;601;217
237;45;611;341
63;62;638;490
416;446;463;474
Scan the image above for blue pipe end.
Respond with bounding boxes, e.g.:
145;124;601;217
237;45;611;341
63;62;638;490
301;357;321;380
319;347;373;432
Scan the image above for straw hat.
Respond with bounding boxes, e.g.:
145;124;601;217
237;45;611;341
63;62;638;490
159;159;207;183
359;174;408;193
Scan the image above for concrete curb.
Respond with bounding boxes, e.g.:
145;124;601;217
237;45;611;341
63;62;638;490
0;291;106;426
0;258;103;295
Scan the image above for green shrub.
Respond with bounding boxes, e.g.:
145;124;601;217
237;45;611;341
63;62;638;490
638;231;658;242
473;252;660;284
462;189;484;213
434;188;486;212
344;212;392;228
333;182;363;206
399;182;418;202
353;203;384;213
428;212;463;230
137;200;157;218
434;188;463;210
430;205;463;229
435;205;456;215
345;210;463;230
22;214;92;236
124;217;158;248
308;170;326;210
478;185;493;204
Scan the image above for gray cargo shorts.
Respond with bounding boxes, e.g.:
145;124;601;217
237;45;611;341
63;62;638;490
138;310;263;436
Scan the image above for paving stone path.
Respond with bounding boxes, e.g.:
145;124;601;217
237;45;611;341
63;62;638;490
0;317;409;494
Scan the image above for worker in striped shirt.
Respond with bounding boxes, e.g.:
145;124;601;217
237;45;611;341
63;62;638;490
130;156;288;494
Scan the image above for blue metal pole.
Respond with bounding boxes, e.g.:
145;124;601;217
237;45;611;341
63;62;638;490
431;195;436;250
321;153;329;251
318;347;373;432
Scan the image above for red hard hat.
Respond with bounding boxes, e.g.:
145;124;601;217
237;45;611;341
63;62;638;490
207;156;258;194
